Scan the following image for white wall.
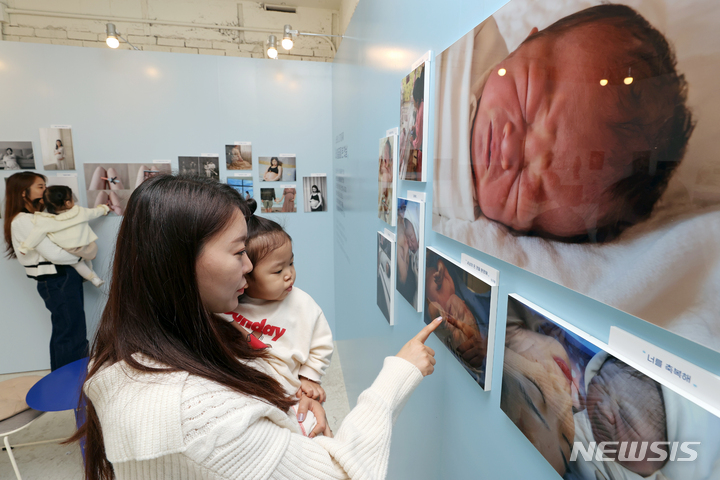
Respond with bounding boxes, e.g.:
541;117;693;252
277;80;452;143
0;40;335;373
0;0;339;61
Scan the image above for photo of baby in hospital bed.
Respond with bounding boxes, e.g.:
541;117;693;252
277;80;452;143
433;0;720;353
501;295;720;479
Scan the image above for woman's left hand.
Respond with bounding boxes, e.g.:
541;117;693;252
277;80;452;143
295;394;333;438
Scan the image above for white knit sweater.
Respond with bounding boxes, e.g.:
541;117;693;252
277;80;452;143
86;355;423;480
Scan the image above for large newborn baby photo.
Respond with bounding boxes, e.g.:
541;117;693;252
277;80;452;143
433;0;720;352
502;295;720;479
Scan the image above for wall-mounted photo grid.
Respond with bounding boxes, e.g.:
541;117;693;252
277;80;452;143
399;53;430;182
396;197;424;312
424;248;498;390
84;162;171;216
377;231;396;325
501;295;720;479
378;134;398;225
432;0;720;355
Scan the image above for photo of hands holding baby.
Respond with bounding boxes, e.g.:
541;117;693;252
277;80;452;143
501;295;720;479
433;0;720;353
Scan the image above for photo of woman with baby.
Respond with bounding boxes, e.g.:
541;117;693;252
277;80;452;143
424;248;493;389
433;0;720;354
502;295;720;479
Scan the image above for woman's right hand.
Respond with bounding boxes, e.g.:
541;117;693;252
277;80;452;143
396;317;442;376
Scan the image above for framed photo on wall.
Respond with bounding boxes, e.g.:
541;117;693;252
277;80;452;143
432;0;720;355
399;52;431;182
377;230;396;325
501;294;720;479
424;247;499;390
396;196;425;312
378;133;398;225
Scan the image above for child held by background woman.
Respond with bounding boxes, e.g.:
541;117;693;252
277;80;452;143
19;185;109;287
221;199;333;406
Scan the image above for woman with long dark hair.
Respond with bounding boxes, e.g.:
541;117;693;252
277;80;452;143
74;174;440;480
3;172;88;370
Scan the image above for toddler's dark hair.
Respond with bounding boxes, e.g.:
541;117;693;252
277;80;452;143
526;4;694;242
43;186;73;214
243;198;292;267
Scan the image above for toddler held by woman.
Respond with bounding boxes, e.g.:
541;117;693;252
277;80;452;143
221;200;333;409
19;185;109;287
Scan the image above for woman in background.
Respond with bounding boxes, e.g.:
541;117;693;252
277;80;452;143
3;172;88;370
309;185;324;212
54;140;66;170
264;156;283;181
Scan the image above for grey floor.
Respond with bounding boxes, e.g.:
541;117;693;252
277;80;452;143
0;343;351;480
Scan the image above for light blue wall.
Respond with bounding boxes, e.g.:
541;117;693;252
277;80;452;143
0;41;335;373
331;0;720;479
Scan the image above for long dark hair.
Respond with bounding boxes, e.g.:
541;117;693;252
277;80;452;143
72;175;294;480
3;172;46;258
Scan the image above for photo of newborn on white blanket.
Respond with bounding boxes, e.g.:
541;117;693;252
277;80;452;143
502;295;720;479
433;0;720;352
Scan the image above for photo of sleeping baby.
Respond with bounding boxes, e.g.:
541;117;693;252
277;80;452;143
424;248;493;389
433;0;720;353
501;295;720;479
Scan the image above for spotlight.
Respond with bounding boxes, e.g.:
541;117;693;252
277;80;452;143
106;23;120;49
267;35;278;59
498;68;507;76
282;24;294;50
600;79;608;86
624;67;633;85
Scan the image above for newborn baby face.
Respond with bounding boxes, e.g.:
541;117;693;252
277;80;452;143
471;27;635;238
504;326;575;475
586;360;668;475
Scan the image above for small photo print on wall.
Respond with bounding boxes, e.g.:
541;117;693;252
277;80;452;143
399;55;429;182
424;248;496;390
303;176;327;212
501;294;720;480
84;162;171;215
260;186;296;213
377;231;396;325
179;156;219;180
259;155;296;182
225;143;252;170
0;141;35;170
227;177;254;200
378;135;397;225
39;127;75;170
396;197;425;312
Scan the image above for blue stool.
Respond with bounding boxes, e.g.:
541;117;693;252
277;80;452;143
25;357;89;459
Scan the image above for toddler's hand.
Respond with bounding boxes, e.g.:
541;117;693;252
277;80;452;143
298;377;326;403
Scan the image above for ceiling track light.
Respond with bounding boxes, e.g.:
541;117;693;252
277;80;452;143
282;24;294;50
267;34;278;59
106;23;139;50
